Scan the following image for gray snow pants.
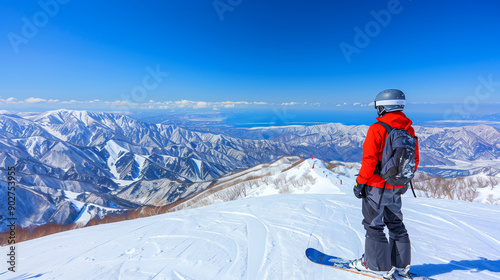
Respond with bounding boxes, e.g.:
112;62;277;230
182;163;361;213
362;185;411;271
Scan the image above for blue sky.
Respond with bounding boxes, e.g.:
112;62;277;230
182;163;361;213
0;0;499;113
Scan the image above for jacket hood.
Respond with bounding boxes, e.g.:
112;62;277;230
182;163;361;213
376;111;413;130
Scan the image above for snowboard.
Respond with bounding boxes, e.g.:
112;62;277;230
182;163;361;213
305;248;434;280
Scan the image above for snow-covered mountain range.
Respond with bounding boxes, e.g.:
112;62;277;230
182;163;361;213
233;123;500;177
0;109;499;231
1;157;499;279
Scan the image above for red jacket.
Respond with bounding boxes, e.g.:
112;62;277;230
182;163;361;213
356;111;419;189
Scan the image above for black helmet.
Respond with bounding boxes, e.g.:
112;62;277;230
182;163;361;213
374;89;405;116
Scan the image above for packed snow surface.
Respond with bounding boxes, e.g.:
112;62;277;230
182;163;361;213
2;192;500;279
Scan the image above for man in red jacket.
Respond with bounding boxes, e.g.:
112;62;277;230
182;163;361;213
349;89;419;280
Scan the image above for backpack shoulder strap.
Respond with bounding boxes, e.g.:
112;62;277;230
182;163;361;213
373;121;393;176
377;121;394;133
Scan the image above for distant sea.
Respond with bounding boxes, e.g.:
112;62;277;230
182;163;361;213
223;109;493;128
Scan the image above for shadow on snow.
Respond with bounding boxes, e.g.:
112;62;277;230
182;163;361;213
412;258;500;277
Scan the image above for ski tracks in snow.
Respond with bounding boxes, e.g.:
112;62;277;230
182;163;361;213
215;210;269;280
7;194;500;280
419;203;500;252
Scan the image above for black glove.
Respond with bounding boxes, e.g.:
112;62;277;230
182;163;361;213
353;181;366;199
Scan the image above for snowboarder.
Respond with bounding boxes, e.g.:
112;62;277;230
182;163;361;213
350;89;419;279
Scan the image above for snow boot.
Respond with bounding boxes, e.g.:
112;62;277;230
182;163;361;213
398;264;412;279
382;267;396;280
349;255;370;271
349;256;396;280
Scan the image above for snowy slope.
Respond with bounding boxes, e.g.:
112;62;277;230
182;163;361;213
171;157;350;210
2;170;500;279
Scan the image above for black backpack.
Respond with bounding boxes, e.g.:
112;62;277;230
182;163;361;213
376;121;418;201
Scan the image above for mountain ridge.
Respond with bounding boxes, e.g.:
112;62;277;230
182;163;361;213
1;109;499;231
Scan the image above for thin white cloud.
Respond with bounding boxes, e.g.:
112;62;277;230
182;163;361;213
0;97;21;104
0;97;281;110
61;100;79;104
221;101;250;106
25;97;47;103
195;101;208;108
113;100;129;106
175;100;191;108
6;97;19;103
